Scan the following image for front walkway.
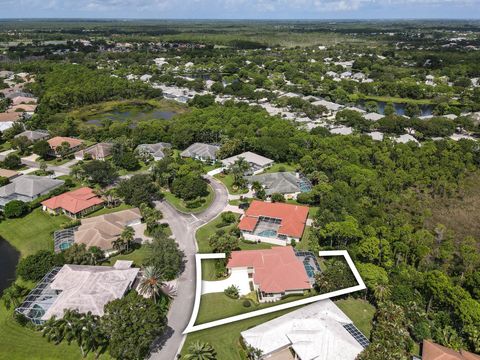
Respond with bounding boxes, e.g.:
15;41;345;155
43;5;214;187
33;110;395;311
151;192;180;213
201;268;251;296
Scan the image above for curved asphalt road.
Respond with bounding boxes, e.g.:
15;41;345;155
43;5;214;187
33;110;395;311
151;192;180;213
150;176;228;360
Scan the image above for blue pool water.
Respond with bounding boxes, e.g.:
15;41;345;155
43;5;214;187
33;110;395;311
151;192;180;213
257;230;277;238
59;242;72;251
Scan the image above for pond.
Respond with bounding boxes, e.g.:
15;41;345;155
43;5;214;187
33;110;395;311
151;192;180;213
86;109;177;127
0;237;19;296
358;100;434;117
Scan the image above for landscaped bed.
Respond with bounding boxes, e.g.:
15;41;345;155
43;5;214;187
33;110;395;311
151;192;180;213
164;184;215;214
214;173;249;195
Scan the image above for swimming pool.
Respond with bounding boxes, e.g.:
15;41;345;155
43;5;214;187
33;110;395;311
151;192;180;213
257;229;278;238
59;242;72;251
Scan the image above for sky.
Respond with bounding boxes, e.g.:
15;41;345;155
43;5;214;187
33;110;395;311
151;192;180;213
1;0;480;19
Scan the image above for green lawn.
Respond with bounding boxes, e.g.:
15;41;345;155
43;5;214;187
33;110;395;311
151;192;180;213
0;304;110;360
262;162;297;174
116;162;150;176
181;307;301;360
86;203;134;218
164;184;214;214
296;225;313;251
106;245;151;267
335;298;376;338
195;292;309;325
0;208;69;257
214;173;248;195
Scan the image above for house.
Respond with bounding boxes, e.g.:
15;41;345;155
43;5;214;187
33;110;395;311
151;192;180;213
11;96;37;106
227;246;311;302
14;130;50;142
0;175;64;208
393;134;419;144
180;142;220;162
330;126;353;135
238;200;309;245
73;208;142;252
221;151;274;175
247;172;311;199
74;142;113;161
421;340;480;360
0;112;22;123
311;99;343;117
136;142;172;161
364;112;385;122
241;299;367;359
6;104;37;114
41;187;104;218
15;260;139;325
0;168;20;180
47;136;84;157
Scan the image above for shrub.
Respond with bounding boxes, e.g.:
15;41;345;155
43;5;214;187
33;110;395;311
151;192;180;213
16;250;56;281
224;285;240;299
270;193;285;203
243;299;252;308
221;211;237;224
4;200;29;218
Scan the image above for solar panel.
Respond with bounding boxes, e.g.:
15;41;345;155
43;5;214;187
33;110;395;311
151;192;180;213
343;323;370;348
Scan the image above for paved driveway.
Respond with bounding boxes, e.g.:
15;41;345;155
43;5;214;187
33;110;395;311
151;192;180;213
149;176;228;360
202;268;251;296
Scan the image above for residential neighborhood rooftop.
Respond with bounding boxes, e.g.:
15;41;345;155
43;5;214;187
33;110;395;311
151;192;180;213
180;142;220;161
221;151;274;168
48;136;84;150
239;200;309;239
227;246;311;293
422;340;480;360
41;187;104;215
74;208;142;250
241;299;365;360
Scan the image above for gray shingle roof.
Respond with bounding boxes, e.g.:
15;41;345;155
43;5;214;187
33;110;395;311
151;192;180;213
247;172;300;195
14;130;50;142
180;142;220;160
136;142;172;159
221;152;274;168
0;175;64;198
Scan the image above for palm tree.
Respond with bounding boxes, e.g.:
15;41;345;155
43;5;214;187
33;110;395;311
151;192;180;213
112;237;126;253
373;283;391;304
184;341;217;360
246;345;263;360
139;203;162;234
138;265;165;303
1;283;28;310
120;226;135;252
230;157;250;189
81;312;108;359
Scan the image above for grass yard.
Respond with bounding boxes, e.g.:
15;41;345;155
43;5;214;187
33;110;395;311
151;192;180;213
296;225;314;251
335;297;376;338
0;304;110;360
262;162;297;174
181;307;301;360
164;184;214;214
0;208;69;257
195;292;309;325
116;162;150;176
86;203;133;217
106;245;151;267
214;173;249;195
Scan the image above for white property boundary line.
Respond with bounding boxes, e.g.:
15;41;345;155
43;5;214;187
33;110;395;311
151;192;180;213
183;250;366;334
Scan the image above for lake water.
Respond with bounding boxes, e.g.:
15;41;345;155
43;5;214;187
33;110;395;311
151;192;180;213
86;109;177;127
0;237;19;296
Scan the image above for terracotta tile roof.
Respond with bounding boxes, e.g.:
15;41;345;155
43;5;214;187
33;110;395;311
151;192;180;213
6;104;37;113
227;246;311;293
41;187;104;214
422;340;480;360
0;112;21;122
239;200;309;238
48;136;83;150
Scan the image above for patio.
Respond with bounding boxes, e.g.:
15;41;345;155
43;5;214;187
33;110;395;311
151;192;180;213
201;268;251;296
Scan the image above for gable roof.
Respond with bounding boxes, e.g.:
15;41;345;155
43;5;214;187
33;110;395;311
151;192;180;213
247;172;300;195
221;151;274;168
227;246;311;293
239;200;309;238
0;168;19;179
48;136;83;150
41;262;139;320
74;208;142;250
0;175;64;198
0;112;21;122
42;187;104;214
180;142;219;160
422;340;480;360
